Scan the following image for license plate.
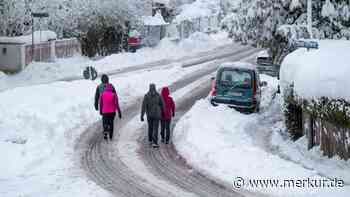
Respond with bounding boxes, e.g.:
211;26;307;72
229;92;243;97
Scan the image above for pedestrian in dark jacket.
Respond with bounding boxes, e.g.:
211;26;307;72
141;84;164;148
94;74;116;113
160;87;175;144
100;84;122;140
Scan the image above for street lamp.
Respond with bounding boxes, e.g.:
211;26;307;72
31;12;49;60
307;0;313;39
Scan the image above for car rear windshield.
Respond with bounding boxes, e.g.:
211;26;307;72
218;69;253;89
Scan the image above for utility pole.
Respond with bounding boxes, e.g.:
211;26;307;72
307;0;313;39
31;12;49;61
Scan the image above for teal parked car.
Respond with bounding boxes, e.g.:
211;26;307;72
209;62;266;113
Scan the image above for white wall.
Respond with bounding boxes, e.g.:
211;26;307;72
0;43;24;72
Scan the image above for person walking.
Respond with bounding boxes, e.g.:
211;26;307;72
141;84;164;148
99;84;122;140
94;74;121;140
160;87;175;144
94;74;116;111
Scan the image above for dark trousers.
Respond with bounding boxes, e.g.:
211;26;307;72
102;113;116;139
161;120;171;143
147;117;160;145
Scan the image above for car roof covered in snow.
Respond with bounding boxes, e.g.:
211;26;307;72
153;0;170;5
219;61;257;71
280;39;350;100
257;50;269;58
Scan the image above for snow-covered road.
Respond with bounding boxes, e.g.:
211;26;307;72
76;48;260;197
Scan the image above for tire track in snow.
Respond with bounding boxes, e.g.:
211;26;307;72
77;47;261;197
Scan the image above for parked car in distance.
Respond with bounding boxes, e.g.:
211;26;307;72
256;50;273;66
209;62;267;113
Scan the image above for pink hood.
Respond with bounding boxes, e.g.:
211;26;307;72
100;84;120;114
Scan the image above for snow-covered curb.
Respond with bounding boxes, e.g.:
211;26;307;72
173;74;350;197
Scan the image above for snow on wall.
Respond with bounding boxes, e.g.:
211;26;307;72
0;31;57;44
280;40;350;101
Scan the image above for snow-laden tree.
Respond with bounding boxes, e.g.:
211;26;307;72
0;0;30;36
223;0;350;44
0;0;150;37
222;0;350;63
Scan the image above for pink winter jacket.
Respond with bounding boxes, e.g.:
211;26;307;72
100;85;120;114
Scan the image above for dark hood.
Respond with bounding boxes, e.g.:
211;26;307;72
148;84;157;95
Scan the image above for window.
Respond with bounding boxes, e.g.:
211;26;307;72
2;47;7;55
219;69;253;89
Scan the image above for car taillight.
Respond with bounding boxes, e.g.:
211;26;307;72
253;76;257;101
211;79;216;96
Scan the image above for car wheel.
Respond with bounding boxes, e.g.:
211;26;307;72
255;105;260;113
210;99;218;107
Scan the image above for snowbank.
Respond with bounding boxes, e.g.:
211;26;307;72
0;31;57;44
175;0;220;22
173;74;350;197
280;40;350;100
0;71;7;79
0;80;109;197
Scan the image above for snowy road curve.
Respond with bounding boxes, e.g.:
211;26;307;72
76;47;260;197
61;44;251;82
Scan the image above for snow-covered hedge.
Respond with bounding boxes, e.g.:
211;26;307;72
280;40;350;101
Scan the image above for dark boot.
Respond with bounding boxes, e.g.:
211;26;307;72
103;131;108;140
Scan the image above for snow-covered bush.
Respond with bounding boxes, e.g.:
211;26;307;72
79;16;126;57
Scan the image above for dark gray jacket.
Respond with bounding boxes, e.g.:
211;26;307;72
141;84;164;119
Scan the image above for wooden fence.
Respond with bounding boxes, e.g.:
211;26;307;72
24;38;80;65
303;112;350;160
55;39;80;58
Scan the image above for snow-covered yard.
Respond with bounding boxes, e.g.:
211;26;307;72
0;32;230;91
173;74;350;197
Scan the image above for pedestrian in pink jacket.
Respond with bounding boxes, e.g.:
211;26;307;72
100;83;122;140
